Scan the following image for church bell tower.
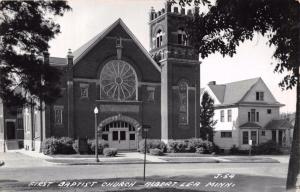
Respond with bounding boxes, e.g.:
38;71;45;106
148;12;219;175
149;2;201;142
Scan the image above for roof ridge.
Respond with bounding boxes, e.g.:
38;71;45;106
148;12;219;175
219;77;260;86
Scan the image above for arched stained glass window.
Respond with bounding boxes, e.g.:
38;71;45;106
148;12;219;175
100;60;137;101
178;79;189;125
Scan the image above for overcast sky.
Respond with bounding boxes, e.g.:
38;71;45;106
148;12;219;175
49;0;296;113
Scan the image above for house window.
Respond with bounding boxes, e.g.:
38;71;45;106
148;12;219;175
256;112;259;122
261;131;265;136
242;131;249;144
256;91;264;101
249;109;256;122
80;84;89;98
272;130;276;142
220;110;225;122
130;134;135;140
54;106;63;125
251;131;257;145
227;109;232;122
267;109;272;114
156;29;163;48
221;131;232;138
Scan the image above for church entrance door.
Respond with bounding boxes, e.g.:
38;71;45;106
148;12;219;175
102;120;137;150
110;127;129;150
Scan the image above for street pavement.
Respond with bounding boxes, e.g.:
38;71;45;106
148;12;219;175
0;151;290;192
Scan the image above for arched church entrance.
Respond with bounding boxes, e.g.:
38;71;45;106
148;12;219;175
98;115;141;150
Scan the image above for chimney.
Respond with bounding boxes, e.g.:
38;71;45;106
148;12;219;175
208;81;216;85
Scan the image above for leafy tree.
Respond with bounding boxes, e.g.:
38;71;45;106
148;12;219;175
173;0;300;190
0;1;71;107
200;91;217;141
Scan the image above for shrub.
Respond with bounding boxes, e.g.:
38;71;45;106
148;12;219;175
149;148;164;156
196;147;205;154
42;137;60;155
211;144;221;154
167;140;188;153
103;148;118;157
88;139;109;154
252;140;282;155
42;137;76;155
138;139;167;153
230;145;240;155
73;138;89;154
58;137;76;154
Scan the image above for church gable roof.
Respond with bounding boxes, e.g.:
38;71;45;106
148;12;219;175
72;18;161;72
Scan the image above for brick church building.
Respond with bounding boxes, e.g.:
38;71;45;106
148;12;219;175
0;3;201;152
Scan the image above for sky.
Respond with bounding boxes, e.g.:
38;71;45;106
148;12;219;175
48;0;296;113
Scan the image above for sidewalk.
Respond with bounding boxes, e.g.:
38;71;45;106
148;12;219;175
1;150;283;166
43;152;281;165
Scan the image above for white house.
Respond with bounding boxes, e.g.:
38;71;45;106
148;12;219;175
201;77;293;151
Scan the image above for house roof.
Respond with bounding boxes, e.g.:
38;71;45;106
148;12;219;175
208;77;260;105
240;122;262;129
265;119;293;130
71;18;161;72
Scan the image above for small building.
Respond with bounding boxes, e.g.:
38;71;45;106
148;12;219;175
202;77;293;150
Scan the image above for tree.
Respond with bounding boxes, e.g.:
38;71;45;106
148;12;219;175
174;0;300;190
0;1;71;107
200;91;217;141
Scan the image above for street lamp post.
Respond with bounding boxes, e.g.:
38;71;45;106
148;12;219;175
94;106;99;162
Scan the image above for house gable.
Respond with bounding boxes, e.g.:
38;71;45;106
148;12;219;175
241;78;279;104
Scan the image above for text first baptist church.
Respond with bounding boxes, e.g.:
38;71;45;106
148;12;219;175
7;3;202;151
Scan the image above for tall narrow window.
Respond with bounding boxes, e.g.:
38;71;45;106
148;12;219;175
251;131;257;145
54;106;63;125
220;110;225;122
250;109;256;122
156;29;163;48
256;112;259;122
177;28;187;46
243;131;249;144
178;80;188;125
227;109;232;122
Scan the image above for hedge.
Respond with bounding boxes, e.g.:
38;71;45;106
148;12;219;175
103;148;118;157
149;148;164;156
42;137;76;155
138;139;167;153
167;139;215;154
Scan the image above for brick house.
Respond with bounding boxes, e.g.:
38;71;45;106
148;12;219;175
202;77;293;151
0;3;202;152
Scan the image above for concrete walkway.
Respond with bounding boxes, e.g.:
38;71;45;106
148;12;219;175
0;150;285;167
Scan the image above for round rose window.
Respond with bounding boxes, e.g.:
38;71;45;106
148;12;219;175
100;60;137;101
